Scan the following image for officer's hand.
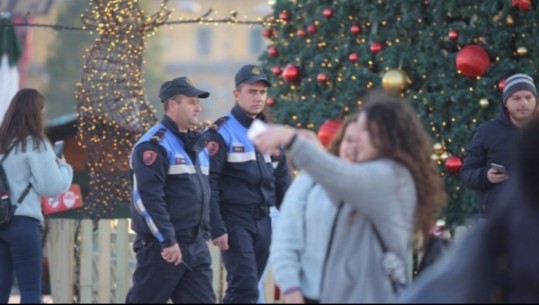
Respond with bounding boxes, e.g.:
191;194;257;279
212;234;229;251
161;243;182;265
487;168;508;184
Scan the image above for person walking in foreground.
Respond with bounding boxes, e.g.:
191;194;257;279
126;77;215;303
0;88;73;304
252;92;446;303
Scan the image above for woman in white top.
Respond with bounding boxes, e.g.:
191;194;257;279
270;115;359;303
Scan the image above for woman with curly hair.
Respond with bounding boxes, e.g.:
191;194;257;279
252;92;446;303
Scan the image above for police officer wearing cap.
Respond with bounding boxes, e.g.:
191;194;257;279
207;65;291;303
126;77;216;303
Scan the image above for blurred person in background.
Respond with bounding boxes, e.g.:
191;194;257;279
399;117;539;303
461;73;537;219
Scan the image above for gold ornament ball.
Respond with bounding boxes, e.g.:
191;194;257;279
479;98;489;109
268;0;277;6
433;142;444;154
517;46;528;56
382;69;411;95
431;153;441;161
439;152;449;161
506;15;514;25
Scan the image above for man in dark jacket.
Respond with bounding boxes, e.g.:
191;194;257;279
207;64;291;303
126;77;215;303
399;117;539;303
461;73;537;218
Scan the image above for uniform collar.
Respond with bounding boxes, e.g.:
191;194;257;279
161;115;188;142
231;104;266;128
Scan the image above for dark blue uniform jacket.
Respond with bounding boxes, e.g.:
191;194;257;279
130;115;211;247
208;105;291;238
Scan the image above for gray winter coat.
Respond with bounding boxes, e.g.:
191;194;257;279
287;137;417;303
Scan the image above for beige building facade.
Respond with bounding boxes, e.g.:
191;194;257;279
22;0;271;122
158;0;272;120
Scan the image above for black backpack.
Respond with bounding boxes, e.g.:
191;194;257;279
0;144;32;230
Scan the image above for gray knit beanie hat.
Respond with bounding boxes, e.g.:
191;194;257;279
503;73;537;105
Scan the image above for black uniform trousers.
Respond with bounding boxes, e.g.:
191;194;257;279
221;208;271;304
126;235;215;304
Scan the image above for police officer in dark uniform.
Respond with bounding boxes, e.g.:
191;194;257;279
126;77;216;303
207;65;291;303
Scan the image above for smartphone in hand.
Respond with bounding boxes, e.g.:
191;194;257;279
490;163;507;175
247;119;268;141
54;141;65;158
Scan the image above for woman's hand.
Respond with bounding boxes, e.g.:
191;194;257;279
283;290;305;304
253;124;296;154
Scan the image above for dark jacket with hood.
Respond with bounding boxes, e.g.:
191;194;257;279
460;106;520;217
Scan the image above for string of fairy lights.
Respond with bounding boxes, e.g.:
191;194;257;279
2;0;270;218
1;8;267;31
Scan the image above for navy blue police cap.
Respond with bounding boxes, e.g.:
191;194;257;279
234;65;271;88
159;76;210;102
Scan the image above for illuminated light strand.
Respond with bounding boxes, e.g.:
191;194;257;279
2;9;266;31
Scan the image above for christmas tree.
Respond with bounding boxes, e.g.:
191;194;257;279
260;0;538;226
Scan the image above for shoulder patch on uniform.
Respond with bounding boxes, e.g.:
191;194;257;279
206;141;220;156
150;127;167;144
209;116;230;131
142;150;158;166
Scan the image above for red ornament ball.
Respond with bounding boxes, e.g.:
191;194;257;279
266;97;276;106
318;120;342;148
296;29;305;37
445;156;463;174
323;8;333;18
512;0;532;11
307;24;317;34
271;66;282;76
456;45;490;77
448;30;458;41
267;46;278;57
349;52;359;63
279;10;290;21
370;42;383;54
263;28;274;39
282;64;301;83
498;78;506;91
317;72;329;84
351;25;361;35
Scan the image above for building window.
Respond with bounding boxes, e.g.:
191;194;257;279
249;27;263;54
196;27;212;56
